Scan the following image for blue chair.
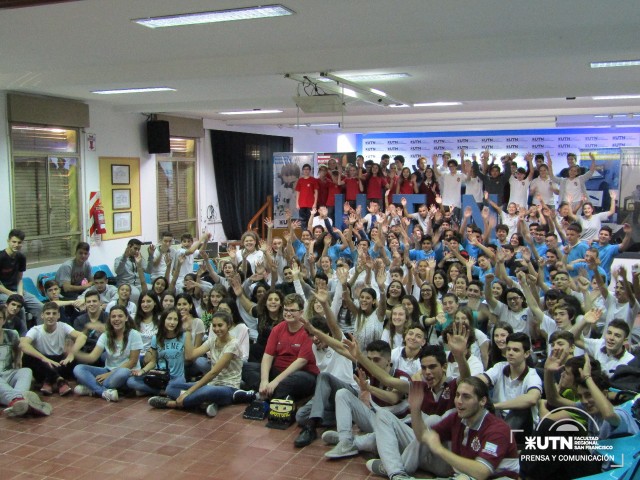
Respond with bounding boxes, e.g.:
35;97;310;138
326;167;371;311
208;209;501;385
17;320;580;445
23;277;47;302
91;264;115;278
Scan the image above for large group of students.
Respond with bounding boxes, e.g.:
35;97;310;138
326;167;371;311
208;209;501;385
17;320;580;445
1;149;639;480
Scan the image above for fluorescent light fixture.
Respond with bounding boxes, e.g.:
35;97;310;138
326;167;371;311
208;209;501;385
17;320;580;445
388;104;410;108
12;126;67;133
593;115;610;118
219;109;283;115
590;60;640;69
293;123;340;127
593;95;640;100
341;88;358;98
317;73;410;83
92;87;176;95
133;4;294;28
341;73;410;82
413;101;462;107
616;124;640;127
370;88;387;97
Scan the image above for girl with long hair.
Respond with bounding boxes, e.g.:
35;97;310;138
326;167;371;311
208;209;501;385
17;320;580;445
134;292;161;364
127;308;186;396
148;311;244;417
73;306;143;402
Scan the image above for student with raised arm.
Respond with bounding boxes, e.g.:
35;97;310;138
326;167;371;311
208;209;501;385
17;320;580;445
483;273;530;333
145;231;177;283
292;289;358;448
340;259;387;348
547;151;596;209
344;325;471;480
508;152;535;208
571;309;635;378
477;332;542;437
406;378;520;480
113;239;147;303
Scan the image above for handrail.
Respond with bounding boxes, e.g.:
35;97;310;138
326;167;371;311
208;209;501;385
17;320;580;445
247;195;272;239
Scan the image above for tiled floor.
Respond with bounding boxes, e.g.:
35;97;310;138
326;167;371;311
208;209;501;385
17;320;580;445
0;394;379;480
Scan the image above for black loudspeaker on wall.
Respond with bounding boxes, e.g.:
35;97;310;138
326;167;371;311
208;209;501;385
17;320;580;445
147;120;170;154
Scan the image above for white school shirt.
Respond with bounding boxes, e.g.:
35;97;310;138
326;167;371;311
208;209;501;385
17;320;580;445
439;171;467;209
25;323;75;356
530;177;556;206
508;177;531;207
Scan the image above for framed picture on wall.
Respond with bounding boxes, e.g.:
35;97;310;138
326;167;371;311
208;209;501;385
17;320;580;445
111;164;130;185
112;189;131;210
113;211;132;233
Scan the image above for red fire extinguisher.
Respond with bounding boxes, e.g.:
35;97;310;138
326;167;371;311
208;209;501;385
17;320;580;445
93;200;107;234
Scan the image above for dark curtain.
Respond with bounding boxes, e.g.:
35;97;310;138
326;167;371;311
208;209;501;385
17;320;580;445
210;130;292;240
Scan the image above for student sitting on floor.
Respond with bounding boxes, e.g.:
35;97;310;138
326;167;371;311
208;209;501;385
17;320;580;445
73;305;142;402
0;304;52;417
127;307;185;397
148;310;242;417
19;301;86;396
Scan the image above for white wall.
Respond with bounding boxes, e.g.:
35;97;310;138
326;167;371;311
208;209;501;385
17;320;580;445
0;97;344;281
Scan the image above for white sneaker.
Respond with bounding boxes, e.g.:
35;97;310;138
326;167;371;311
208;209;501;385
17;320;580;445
102;389;119;402
74;385;93;396
23;391;52;416
325;440;359;459
206;403;219;417
321;430;340;445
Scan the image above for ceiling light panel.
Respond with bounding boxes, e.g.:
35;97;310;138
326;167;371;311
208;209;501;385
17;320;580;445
92;87;176;94
593;95;640;100
590;60;640;68
413;101;462;107
342;73;410;81
133;5;294;28
219;109;283;115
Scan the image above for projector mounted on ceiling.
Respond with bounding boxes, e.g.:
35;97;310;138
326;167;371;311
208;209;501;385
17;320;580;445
293;94;344;113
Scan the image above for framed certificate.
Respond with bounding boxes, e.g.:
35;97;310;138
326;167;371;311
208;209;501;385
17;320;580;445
111;164;130;185
113;212;132;233
112;189;131;210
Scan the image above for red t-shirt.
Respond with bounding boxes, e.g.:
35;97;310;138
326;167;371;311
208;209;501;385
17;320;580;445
433;410;519;479
295;176;319;208
366;175;388;200
265;321;319;375
344;177;361;201
326;176;344;207
317;177;331;207
398;179;415;195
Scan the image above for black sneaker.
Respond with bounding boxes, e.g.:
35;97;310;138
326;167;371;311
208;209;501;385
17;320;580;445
294;425;317;448
233;389;256;404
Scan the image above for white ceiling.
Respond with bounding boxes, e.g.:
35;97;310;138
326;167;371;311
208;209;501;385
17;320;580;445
2;0;640;132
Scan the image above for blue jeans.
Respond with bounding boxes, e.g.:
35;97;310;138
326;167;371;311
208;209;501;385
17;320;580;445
126;375;186;396
166;381;236;409
73;365;132;395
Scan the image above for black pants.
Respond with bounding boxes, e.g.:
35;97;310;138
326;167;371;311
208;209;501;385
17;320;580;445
23;353;75;384
242;362;317;400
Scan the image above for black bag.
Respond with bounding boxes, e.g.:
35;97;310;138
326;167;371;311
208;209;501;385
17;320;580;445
610;364;640;393
143;362;170;390
243;400;268;420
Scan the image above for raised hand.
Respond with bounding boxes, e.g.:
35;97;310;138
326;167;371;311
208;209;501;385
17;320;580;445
579;353;592;380
263;217;274;228
583;308;603;325
447;322;469;357
544;348;568;372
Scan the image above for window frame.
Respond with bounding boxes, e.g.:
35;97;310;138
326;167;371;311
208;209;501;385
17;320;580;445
156;137;198;240
9;123;82;268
